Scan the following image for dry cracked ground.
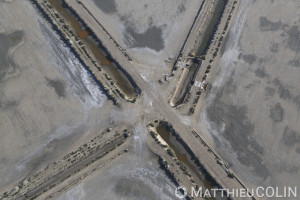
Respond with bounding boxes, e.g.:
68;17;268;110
0;0;300;199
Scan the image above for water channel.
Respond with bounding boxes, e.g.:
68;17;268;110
48;0;136;97
156;124;227;199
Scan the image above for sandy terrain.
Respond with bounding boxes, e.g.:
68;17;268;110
0;1;258;199
53;123;178;200
197;0;300;198
83;0;204;70
1;0;299;199
0;0;110;191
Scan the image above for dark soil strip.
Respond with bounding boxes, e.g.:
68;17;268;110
175;0;228;106
175;61;201;105
196;0;228;56
54;0;141;97
157;156;192;200
22;134;127;200
157;121;227;199
30;0;117;104
171;0;206;71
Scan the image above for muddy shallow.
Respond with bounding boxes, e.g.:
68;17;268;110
49;0;137;97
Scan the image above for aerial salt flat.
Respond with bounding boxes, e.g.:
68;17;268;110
1;0;299;199
199;0;300;197
0;0;108;190
55;124;177;200
87;0;203;68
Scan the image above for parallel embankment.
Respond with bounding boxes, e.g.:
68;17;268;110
170;0;228;107
31;0;140;104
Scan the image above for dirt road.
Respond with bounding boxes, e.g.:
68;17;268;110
62;1;255;199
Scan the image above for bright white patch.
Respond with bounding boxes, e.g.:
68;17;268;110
57;184;85;200
179;115;191;126
15;21;107;172
212;0;249;88
200;0;251;149
40;21;106;109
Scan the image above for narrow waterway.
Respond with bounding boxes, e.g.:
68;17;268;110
196;0;228;56
156;124;227;199
48;0;136;97
156;125;206;184
175;0;228;106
